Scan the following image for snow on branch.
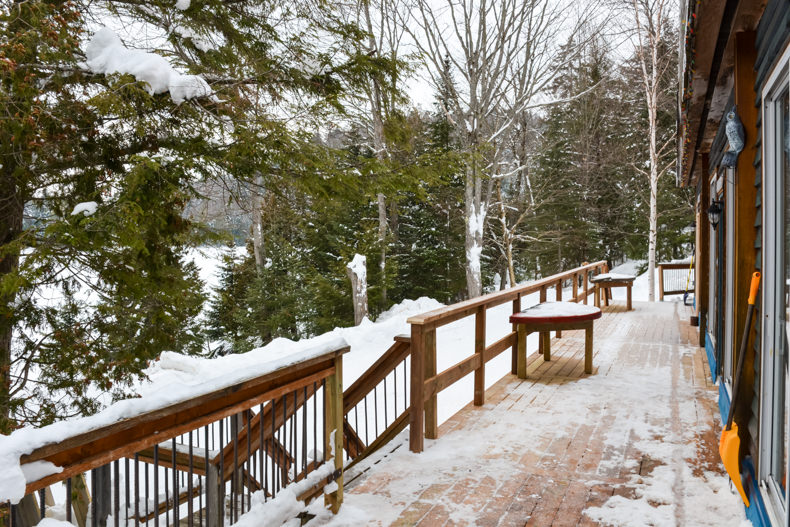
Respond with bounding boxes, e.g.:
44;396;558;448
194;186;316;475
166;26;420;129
85;28;217;104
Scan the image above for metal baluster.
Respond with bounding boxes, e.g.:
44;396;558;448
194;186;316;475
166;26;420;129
66;478;73;524
322;379;327;463
125;458;130;526
374;385;379;437
164;461;170;527
172;437;179;526
219;419;224;523
282;394;287;491
354;406;359;447
302;386;308;476
393;366;398;419
203;425;209;526
10;503;16;527
291;391;297;483
246;410;252;514
134;455;140;527
91;468;97;527
188;431;194;527
39;488;45;520
114;460;120;527
153;446;159;527
232;413;239;523
270;398;275;499
145;462;149;526
363;395;369;445
403;359;408;410
313;382;318;471
259;404;265;502
384;376;389;428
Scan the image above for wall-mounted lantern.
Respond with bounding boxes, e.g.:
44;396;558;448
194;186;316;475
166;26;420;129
707;200;723;229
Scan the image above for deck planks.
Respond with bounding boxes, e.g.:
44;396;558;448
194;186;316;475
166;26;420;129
344;301;731;526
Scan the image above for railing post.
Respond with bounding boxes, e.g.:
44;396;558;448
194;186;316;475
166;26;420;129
91;466;111;527
424;329;438;439
573;272;579;302
583;269;589;304
511;294;522;374
555;279;562;338
70;475;89;527
409;323;425;453
206;462;225;527
324;354;344;513
474;306;486;406
659;264;665;301
14;494;39;527
538;286;547;357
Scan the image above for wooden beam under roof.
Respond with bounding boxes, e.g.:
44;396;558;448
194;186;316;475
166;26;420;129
680;0;766;187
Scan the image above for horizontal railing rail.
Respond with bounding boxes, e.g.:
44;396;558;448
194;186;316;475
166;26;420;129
407;261;609;453
2;345;349;527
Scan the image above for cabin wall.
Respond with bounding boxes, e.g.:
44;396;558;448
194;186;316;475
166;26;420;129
697;1;790;524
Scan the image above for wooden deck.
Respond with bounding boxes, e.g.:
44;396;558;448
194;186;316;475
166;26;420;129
342;301;734;526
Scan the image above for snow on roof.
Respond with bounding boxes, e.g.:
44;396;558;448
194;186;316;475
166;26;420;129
85;28;216;104
0;334;348;503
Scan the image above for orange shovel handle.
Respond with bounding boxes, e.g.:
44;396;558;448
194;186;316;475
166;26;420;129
748;272;761;305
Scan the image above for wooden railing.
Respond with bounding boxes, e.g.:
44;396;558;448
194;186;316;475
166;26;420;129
2;345;349;527
2;260;613;526
658;262;693;300
406;261;608;453
341;336;411;471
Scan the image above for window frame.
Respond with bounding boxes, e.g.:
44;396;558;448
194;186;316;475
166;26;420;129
759;45;790;524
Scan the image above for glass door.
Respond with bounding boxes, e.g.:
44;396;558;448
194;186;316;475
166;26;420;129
760;62;790;522
709;174;725;378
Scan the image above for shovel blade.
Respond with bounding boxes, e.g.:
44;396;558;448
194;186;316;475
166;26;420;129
719;422;750;507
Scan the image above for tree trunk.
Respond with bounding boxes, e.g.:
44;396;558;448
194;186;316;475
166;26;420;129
251;174;265;272
0;172;22;434
647;75;659;302
464;160;484;298
377;193;387;305
346;254;368;325
363;0;389;308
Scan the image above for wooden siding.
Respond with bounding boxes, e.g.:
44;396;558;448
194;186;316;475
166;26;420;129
748;0;790;467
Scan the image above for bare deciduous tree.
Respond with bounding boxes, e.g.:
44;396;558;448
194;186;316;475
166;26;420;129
404;0;596;297
621;0;676;301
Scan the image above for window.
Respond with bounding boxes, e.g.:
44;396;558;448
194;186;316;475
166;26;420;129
760;55;790;522
709;173;726;378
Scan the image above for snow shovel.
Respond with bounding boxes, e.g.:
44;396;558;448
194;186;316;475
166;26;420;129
719;271;761;507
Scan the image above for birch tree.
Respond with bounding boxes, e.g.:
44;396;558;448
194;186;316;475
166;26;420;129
404;0;595;297
621;0;677;301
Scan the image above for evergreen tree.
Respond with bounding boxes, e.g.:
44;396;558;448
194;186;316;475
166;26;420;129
0;0;385;430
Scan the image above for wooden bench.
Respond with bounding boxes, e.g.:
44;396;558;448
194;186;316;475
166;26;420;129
590;273;636;311
509;302;602;379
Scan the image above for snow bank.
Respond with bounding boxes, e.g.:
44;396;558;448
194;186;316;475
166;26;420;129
86;28;215;104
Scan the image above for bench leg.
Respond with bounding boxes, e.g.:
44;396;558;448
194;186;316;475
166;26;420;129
594;284;600;308
517;326;528;379
627;284;632;311
603;286;609;306
584;324;593;374
542;331;551;361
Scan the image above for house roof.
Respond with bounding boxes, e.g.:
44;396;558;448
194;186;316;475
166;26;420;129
678;0;767;187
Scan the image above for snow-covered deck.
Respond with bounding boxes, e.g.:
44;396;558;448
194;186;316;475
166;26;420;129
336;301;749;526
